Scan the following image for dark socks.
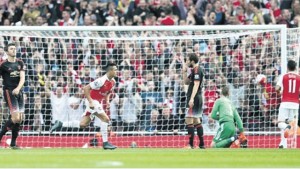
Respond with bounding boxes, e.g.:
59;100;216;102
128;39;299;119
0;119;14;141
10;123;20;146
195;123;204;147
187;124;194;147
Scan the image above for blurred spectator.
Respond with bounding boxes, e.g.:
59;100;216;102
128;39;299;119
39;85;52;131
156;104;179;132
46;83;68;125
140;80;163;130
133;0;150;25
211;0;226;25
280;0;293;9
266;0;281;22
163;88;176;115
118;66;134;91
229;76;246;115
250;1;266;24
48;87;84;132
244;79;261;131
120;82;142;133
159;6;175;25
62;88;84;129
0;0;297;27
176;80;187;130
145;108;159;132
32;93;44;132
203;79;219;125
23;92;34;130
278;9;292;27
109;92;122;131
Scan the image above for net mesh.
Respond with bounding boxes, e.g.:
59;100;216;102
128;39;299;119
0;26;297;148
286;28;300;148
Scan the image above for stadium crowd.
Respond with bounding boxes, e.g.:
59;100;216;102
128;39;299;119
0;0;299;134
0;0;300;27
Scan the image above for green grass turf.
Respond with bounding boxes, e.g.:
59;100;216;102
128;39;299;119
0;148;299;168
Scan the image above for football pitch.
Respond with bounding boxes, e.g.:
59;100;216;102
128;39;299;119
0;148;299;168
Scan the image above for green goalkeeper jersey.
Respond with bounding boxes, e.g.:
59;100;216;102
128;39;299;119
211;96;244;132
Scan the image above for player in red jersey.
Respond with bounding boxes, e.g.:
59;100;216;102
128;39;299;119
276;60;300;148
50;63;117;149
82;62;117;149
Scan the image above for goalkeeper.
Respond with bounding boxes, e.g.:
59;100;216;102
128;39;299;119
210;86;247;148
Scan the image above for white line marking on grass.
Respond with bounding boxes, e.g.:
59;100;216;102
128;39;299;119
95;161;123;167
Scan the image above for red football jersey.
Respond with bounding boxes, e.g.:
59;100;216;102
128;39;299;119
89;75;116;103
277;72;300;104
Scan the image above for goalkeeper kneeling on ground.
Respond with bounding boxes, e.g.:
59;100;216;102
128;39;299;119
210;86;247;148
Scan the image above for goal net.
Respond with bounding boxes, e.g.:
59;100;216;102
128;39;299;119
286;28;300;148
0;25;297;148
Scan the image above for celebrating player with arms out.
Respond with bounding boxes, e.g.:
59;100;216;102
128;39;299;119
276;60;300;148
0;43;25;149
210;86;247;148
51;63;117;150
182;53;205;149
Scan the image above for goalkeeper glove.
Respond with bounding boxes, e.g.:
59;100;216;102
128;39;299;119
239;132;247;142
239;132;248;148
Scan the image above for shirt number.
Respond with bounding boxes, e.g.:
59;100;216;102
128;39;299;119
288;79;296;93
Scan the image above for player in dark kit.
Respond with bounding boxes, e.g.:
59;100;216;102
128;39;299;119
0;43;25;149
181;53;205;149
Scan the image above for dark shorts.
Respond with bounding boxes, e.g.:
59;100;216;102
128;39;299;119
3;89;24;114
185;94;203;118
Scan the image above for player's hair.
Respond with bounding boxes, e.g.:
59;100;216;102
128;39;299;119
188;53;198;63
287;60;296;71
221;86;230;97
105;62;117;72
5;43;16;51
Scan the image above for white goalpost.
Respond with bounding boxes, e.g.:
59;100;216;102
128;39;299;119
0;25;298;148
